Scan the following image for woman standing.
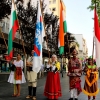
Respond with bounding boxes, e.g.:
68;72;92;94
8;53;26;97
83;58;99;100
44;54;62;100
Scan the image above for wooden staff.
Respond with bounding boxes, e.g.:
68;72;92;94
92;0;96;63
40;0;50;59
12;0;27;95
0;28;8;49
92;36;94;63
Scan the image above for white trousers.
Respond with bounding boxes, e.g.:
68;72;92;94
70;89;78;98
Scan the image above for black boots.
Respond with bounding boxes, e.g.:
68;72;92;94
32;87;37;100
69;98;78;100
28;86;32;96
28;87;36;96
75;98;78;100
26;86;32;98
33;87;36;96
69;98;73;100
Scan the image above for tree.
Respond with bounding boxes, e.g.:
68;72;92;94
0;0;11;20
88;0;100;24
0;0;59;55
16;0;59;54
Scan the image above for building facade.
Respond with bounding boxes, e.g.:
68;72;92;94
49;0;66;17
72;34;88;59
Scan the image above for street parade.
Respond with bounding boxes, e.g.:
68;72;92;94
0;0;100;100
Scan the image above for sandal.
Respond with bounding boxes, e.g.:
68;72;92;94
26;95;32;99
32;96;36;100
12;94;17;97
16;94;20;97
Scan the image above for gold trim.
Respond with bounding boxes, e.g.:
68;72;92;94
85;71;98;87
44;91;61;95
82;89;99;96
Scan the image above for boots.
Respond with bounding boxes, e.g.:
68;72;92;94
32;87;36;100
69;98;73;100
26;86;32;98
75;98;78;100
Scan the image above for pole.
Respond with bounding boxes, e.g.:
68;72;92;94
0;28;8;49
12;0;26;57
61;55;63;77
40;0;50;59
12;0;27;94
92;36;94;63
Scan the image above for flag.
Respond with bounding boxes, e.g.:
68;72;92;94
32;1;44;73
94;8;100;67
8;1;19;60
58;0;67;55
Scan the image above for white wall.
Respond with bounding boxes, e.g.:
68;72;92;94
73;34;83;51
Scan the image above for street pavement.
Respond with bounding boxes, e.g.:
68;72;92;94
0;73;100;100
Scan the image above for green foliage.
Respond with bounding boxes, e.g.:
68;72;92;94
76;42;79;47
88;0;100;25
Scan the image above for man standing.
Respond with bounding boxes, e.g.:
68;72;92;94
26;50;37;100
67;49;82;100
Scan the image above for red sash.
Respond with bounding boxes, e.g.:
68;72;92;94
15;67;22;80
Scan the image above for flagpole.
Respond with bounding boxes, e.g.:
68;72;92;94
0;28;8;49
40;0;50;59
12;0;27;94
92;0;96;63
12;0;26;57
12;0;27;77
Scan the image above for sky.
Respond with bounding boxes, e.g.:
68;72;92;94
63;0;94;56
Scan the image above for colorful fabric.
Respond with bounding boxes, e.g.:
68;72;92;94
54;61;60;70
44;72;62;99
15;67;22;80
94;8;100;67
33;1;44;73
58;0;67;55
8;2;19;59
68;58;82;95
83;65;99;96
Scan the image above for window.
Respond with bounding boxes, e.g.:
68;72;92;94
52;8;56;11
53;0;56;4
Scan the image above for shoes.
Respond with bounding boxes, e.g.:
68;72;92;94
32;96;36;100
16;94;20;97
69;98;73;100
26;95;32;99
75;98;78;100
12;94;17;97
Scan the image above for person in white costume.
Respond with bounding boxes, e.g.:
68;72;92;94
8;53;26;97
26;50;37;100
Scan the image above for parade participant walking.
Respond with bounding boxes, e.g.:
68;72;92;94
26;50;37;100
83;57;99;100
67;49;82;100
8;53;26;97
44;54;62;100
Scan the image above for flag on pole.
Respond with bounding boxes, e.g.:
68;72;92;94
8;1;19;60
94;8;100;67
32;1;44;73
58;0;67;55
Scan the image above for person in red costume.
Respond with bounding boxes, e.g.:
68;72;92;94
44;54;62;100
67;49;82;100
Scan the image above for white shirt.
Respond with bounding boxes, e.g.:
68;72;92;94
47;62;56;71
14;60;23;69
